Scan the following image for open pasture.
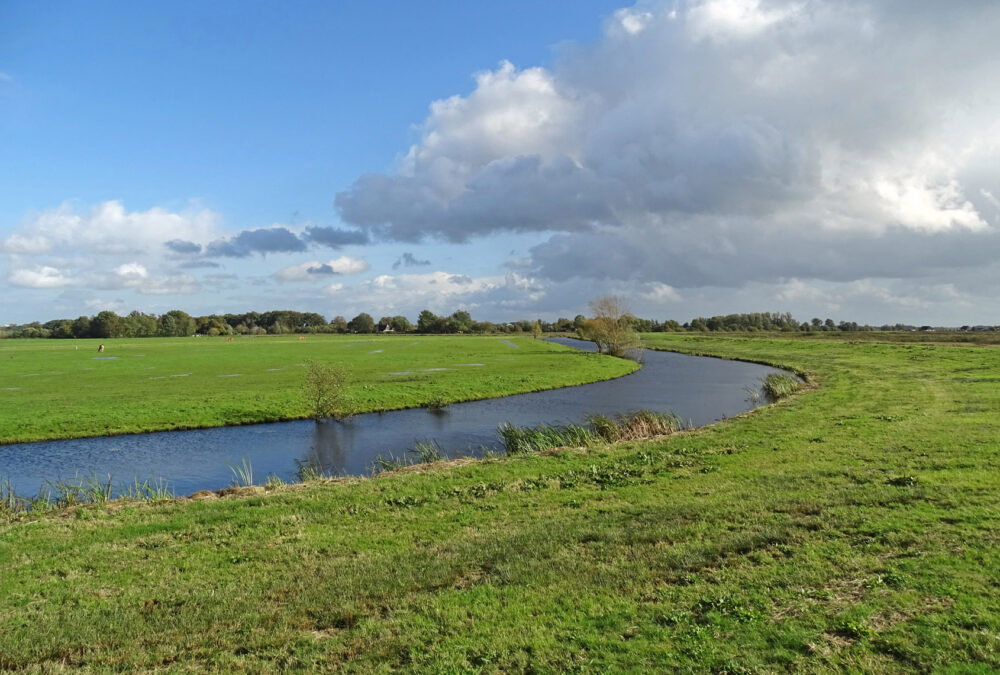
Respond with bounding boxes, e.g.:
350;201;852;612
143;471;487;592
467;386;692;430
0;335;635;444
1;334;998;670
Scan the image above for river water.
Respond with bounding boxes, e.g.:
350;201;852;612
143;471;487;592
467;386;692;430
0;338;789;496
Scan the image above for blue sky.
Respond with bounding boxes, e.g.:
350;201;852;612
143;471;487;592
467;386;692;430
3;1;1000;326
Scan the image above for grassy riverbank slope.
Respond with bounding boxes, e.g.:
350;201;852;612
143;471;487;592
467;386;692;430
0;335;635;444
1;335;998;671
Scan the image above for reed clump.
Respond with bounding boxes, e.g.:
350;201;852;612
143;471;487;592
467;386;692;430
1;475;174;519
497;422;597;454
586;410;684;442
762;373;802;401
410;439;444;463
499;410;684;455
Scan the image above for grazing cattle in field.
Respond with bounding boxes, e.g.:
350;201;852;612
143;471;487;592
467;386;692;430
97;344;105;352
226;337;233;342
299;336;306;341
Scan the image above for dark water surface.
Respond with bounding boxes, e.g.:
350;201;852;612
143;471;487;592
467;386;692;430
0;338;790;496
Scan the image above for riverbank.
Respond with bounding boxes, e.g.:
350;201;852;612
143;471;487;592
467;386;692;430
1;334;998;671
0;335;635;444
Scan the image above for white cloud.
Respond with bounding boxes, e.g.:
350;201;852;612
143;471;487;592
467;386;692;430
640;282;682;302
274;256;370;281
336;0;1000;297
9;266;76;289
115;262;149;283
3;200;220;257
613;7;654;35
687;0;800;41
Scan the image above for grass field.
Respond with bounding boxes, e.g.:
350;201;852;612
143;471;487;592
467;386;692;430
0;335;636;444
1;334;998;671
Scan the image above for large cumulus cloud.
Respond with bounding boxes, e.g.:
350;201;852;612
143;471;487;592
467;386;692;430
335;0;1000;293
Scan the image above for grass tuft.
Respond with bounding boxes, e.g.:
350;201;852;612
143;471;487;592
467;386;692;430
228;457;254;487
410;439;444;463
372;453;409;474
497;421;596;454
761;373;801;401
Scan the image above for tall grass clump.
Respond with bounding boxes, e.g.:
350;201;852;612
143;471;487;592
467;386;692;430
46;473;113;507
587;410;684;442
1;479;24;517
762;373;802;401
498;422;596;454
295;459;326;482
122;478;174;501
228;457;254;487
410;439;444;463
372;453;409;474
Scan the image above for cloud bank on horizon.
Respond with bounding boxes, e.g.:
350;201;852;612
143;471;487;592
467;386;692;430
3;0;999;325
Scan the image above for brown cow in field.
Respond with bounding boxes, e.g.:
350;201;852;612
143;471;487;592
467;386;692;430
299;336;306;341
226;337;234;342
98;344;105;352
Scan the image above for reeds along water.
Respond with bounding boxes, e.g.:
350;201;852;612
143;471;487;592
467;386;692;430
498;410;685;454
0;409;689;515
0;474;174;517
761;373;801;401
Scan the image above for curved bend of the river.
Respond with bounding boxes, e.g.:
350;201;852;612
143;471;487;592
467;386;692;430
0;338;792;497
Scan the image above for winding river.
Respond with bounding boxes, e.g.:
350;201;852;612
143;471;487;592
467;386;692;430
0;338;790;496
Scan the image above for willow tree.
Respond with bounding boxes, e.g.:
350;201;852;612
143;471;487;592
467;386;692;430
578;296;642;359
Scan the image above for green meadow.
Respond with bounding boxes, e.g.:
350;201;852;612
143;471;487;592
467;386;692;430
0;334;998;671
0;335;635;444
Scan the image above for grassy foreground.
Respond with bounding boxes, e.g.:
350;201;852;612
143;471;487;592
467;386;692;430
0;335;634;444
1;334;999;671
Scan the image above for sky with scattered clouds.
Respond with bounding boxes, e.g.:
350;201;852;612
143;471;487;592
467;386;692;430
2;0;999;325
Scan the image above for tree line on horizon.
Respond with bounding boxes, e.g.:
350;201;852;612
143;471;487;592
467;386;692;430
0;308;995;340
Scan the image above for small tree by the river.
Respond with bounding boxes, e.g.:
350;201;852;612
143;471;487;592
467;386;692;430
578;296;642;359
304;361;351;420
